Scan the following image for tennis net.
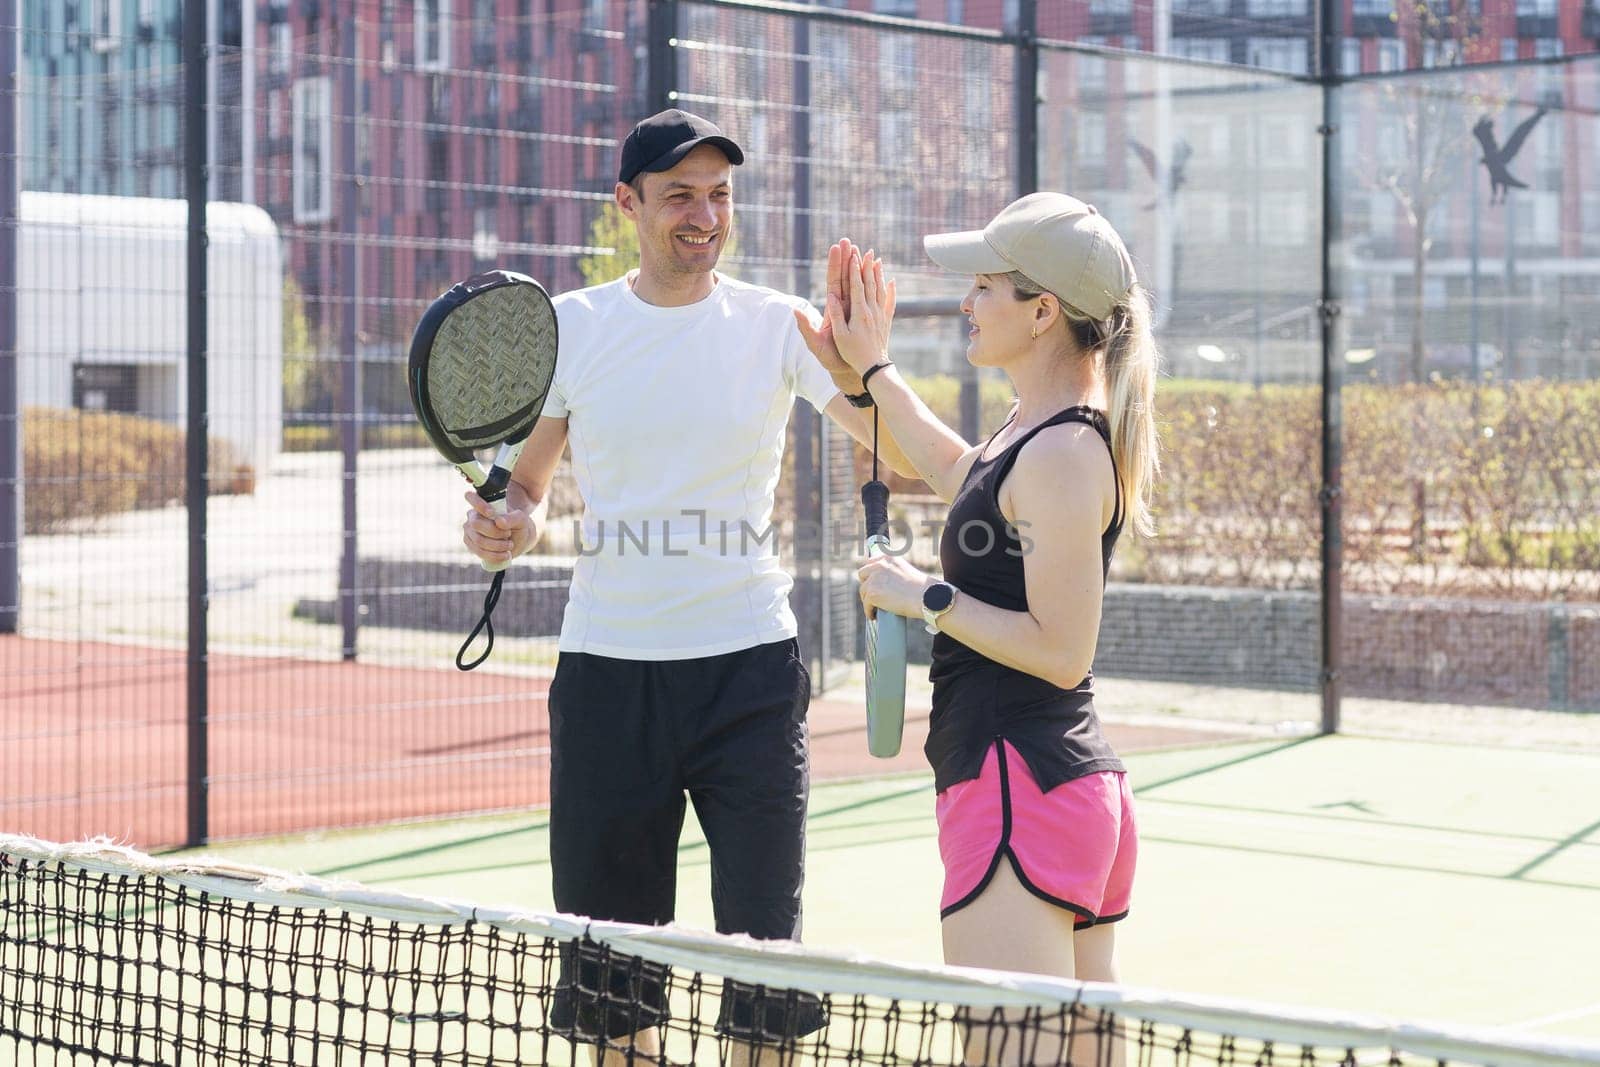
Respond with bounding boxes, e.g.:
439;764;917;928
2;832;1595;1067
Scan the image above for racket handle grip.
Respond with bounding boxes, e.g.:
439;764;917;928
480;494;513;573
861;480;890;542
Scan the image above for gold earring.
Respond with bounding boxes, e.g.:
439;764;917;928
1031;325;1038;339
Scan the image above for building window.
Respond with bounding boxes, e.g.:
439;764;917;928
1369;191;1395;241
292;76;333;223
963;74;990;175
1525;190;1559;246
268;88;286;138
1377;38;1405;71
416;0;450;71
877;110;912;168
472;0;495;52
1516;0;1557;15
1534;38;1563;59
1351;0;1389;14
945;0;963;21
880;36;917;106
1247;37;1308;74
1422;39;1462;68
473;207;499;261
1261;192;1309;246
1187;192;1230;243
1501;40;1520;62
1077;37;1109;92
874;0;920;15
1091;0;1134;12
1076;113;1107;165
90;0;120;51
1340;39;1361;74
1174;0;1228;12
270;22;292;75
1245;0;1307;15
1536;111;1561;168
1172;38;1230;63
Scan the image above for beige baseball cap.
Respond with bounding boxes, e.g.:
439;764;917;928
923;192;1137;321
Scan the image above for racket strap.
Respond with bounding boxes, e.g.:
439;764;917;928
872;407;880;482
456;571;504;671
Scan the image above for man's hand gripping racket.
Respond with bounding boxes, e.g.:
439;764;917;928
408;270;558;670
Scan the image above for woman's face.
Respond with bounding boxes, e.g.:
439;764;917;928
960;274;1037;367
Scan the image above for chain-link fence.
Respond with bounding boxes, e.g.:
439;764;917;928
3;0;1598;850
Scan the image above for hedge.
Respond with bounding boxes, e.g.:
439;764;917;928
22;407;254;534
815;376;1600;603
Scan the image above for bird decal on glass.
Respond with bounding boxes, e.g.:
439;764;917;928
1472;107;1548;206
1128;137;1193;211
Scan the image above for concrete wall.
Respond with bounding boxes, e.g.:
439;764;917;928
336;557;1600;712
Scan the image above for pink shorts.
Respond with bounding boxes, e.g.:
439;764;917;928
936;740;1138;927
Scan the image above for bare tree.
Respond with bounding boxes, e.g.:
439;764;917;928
1365;0;1487;383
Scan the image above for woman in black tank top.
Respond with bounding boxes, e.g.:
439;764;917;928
800;193;1161;1045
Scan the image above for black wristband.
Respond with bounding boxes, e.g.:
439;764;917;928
861;362;893;390
844;390;875;408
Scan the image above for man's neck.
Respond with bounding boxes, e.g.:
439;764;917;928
629;265;717;308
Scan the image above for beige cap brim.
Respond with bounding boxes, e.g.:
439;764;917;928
924;229;1012;277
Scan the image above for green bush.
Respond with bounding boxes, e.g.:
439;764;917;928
807;374;1600;601
282;423;432;452
23;407;253;533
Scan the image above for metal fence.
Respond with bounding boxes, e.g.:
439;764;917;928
3;0;1599;850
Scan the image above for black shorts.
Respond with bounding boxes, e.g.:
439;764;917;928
545;638;826;1042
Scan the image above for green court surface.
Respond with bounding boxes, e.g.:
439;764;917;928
184;734;1600;1048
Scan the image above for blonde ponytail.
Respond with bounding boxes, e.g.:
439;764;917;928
1103;285;1160;537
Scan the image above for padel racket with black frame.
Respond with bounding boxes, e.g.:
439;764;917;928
861;421;907;758
408;269;558;671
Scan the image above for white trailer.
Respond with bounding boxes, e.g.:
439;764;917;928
18;190;284;470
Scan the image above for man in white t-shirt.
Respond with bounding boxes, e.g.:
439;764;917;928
461;109;912;1060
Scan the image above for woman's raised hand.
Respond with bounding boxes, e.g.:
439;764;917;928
793;238;865;385
826;246;897;377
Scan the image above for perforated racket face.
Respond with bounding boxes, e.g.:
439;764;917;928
409;272;557;463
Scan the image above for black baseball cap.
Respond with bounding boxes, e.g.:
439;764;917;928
617;108;744;186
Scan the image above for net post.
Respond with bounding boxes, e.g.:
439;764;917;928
184;0;211;846
0;0;18;634
1317;0;1344;735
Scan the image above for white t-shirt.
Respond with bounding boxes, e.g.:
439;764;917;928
542;271;840;660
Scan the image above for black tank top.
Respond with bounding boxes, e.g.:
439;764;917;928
924;405;1126;794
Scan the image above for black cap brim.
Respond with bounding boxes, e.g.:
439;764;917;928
630;135;745;181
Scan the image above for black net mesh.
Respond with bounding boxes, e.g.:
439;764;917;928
6;835;1592;1067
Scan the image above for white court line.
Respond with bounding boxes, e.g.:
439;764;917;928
1496;1002;1600;1034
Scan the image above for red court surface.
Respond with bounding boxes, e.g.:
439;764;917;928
3;635;1221;849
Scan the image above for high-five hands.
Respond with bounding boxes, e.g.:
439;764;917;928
793;239;896;388
824;245;896;378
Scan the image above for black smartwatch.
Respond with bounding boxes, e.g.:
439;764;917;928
921;581;957;635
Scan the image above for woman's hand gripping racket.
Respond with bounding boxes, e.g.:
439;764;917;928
408;270;558;670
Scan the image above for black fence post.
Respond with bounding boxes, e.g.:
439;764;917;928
1317;0;1344;734
184;0;211;846
338;5;361;661
0;0;18;635
647;0;678;115
791;16;827;684
1013;0;1038;199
